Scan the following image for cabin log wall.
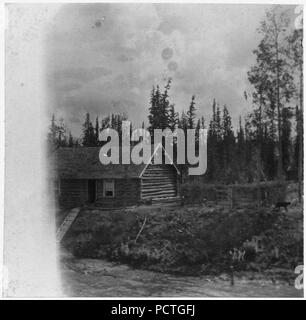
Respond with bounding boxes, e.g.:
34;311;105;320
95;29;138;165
59;179;87;209
59;178;141;209
95;178;141;208
141;164;178;199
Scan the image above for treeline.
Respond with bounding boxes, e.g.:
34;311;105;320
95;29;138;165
47;113;129;148
48;6;303;187
207;7;303;185
245;7;303;197
47;79;206;150
148;79;205;133
47;115;78;148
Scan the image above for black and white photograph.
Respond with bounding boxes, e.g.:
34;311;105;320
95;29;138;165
2;1;304;299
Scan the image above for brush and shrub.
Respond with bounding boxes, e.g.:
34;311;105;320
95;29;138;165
63;200;303;277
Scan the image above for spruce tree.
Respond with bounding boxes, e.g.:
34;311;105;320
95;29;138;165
168;104;179;131
159;79;172;129
148;85;160;134
207;100;218;181
68;131;74;147
95;116;100;146
148;79;173;134
82;113;95;146
187;95;196;129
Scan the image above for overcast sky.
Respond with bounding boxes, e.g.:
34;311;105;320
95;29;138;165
46;3;296;137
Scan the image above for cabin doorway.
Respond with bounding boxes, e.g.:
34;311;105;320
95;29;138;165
88;179;97;203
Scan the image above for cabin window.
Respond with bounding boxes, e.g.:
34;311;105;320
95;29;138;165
103;179;115;198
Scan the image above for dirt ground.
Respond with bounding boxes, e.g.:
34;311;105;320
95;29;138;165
60;250;303;298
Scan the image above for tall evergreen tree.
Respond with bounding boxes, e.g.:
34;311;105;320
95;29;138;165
148;85;161;134
82;113;95;146
200;116;205;129
178;111;188;132
68;131;74;147
168;104;179;131
95;116;100;146
58;118;67;147
187;95;196;129
207;100;219;181
148;79;172;135
159;78;172;129
248;6;295;179
47;114;59;148
222;105;235;177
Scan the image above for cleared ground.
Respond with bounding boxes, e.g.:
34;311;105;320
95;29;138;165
60;250;303;298
60;199;303;297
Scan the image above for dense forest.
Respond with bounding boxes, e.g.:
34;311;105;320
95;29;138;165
48;7;303;192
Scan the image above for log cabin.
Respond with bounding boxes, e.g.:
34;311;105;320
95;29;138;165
53;146;181;209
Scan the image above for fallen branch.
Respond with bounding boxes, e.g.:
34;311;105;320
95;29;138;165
135;216;147;243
